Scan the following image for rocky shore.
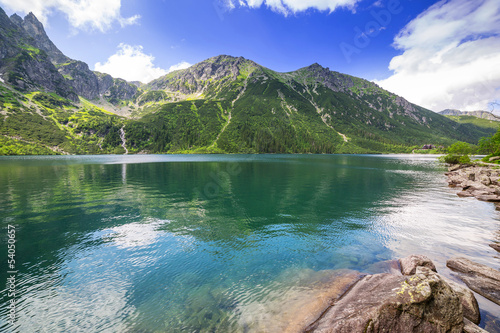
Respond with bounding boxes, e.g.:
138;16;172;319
296;165;500;332
446;163;500;253
298;254;499;333
446;164;500;203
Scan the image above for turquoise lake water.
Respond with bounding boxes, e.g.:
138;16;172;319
0;154;499;332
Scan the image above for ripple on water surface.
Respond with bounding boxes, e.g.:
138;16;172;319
0;155;499;332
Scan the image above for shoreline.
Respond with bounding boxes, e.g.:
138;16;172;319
301;164;500;332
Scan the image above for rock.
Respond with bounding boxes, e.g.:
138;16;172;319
447;257;500;306
457;191;474;198
490;243;500;252
366;259;402;275
479;175;492;186
476;194;500;202
463;318;489;333
449;164;464;172
305;267;464;333
399;254;437;275
57;60;100;100
489;156;500;162
237;269;365;333
468;173;476;181
442;277;480;324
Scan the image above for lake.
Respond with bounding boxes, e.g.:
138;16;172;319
0;154;499;332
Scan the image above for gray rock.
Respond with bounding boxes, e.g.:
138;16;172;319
0;8;77;101
58;61;100;100
306;267;464;333
447;257;500;306
399;254;437;275
21;12;69;64
489;156;500;162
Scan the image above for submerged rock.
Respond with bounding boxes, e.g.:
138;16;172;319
447;257;500;306
490;243;500;253
463;318;489;333
236;269;364;333
305;266;464;333
365;259;402;275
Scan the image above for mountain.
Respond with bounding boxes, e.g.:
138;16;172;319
0;8;138;104
439;109;500;121
0;8;496;155
438;109;500;131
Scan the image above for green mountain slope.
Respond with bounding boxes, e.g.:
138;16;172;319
442;115;500;130
0;9;496;155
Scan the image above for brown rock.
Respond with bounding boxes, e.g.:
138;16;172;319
306;267;464;333
447;257;500;306
457;191;474;198
489;156;500;162
490;243;500;253
237;269;365;333
443;277;480;324
399;254;437;275
463;318;489;333
476;194;500;202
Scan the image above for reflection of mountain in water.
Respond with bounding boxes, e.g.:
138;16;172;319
0;155;454;332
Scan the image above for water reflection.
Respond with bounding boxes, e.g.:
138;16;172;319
0;155;499;332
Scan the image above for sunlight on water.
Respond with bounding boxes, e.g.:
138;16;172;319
0;154;499;332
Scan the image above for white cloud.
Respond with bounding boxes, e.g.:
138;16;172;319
168;61;192;73
232;0;360;15
0;0;139;32
94;44;192;83
376;0;500;112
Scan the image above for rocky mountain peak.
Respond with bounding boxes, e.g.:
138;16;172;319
21;11;69;64
9;13;22;27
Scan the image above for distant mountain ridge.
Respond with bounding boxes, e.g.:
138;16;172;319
438;109;500;121
0;8;497;155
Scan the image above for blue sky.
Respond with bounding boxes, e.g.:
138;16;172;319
1;0;499;112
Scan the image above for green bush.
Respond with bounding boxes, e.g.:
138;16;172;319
440;154;471;164
439;141;472;165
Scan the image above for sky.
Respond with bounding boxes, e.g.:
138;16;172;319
1;0;499;112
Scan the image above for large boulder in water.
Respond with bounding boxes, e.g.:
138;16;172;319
447;257;500;306
306;266;464;332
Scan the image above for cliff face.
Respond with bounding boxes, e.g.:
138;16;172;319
0;9;138;102
0;8;78;101
57;61;100;100
19;12;70;65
